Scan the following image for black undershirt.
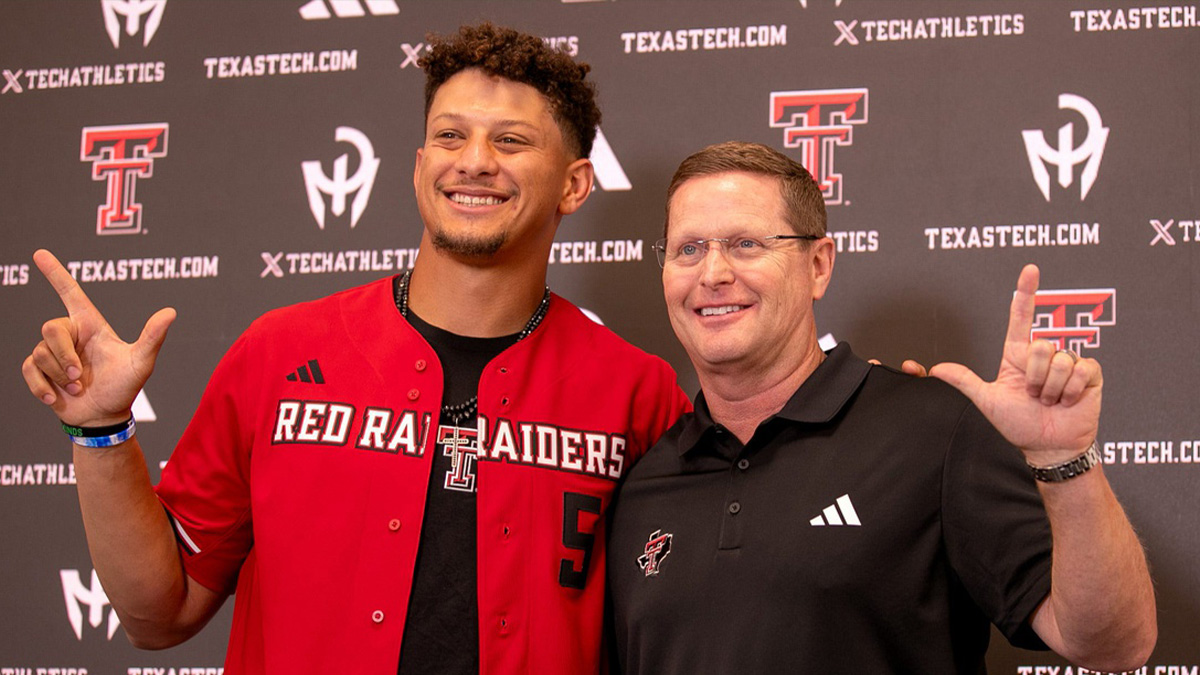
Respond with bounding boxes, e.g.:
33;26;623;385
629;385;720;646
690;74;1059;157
397;307;517;675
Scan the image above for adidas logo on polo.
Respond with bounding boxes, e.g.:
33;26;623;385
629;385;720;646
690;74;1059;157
286;359;325;384
810;494;860;526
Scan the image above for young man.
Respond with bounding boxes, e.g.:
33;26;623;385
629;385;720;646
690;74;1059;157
608;141;1156;674
23;24;688;674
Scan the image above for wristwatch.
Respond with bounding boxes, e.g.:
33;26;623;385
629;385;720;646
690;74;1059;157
1028;440;1101;483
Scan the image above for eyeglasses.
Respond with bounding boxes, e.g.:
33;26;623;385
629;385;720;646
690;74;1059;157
652;235;821;268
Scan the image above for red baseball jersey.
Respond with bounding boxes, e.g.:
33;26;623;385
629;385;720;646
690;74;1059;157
155;277;691;674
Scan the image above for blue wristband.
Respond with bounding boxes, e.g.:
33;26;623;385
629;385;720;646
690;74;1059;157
62;417;136;447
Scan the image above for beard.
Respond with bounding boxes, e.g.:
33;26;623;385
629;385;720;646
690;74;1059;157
430;227;507;258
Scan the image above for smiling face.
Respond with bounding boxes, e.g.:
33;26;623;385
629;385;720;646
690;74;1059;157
413;68;590;260
663;171;834;380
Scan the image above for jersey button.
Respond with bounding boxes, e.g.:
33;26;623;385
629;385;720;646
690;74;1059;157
407;388;419;401
737;458;750;471
371;610;385;624
414;359;427;372
388;519;401;532
727;501;741;515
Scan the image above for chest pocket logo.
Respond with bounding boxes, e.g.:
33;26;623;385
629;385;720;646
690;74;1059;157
637;529;673;577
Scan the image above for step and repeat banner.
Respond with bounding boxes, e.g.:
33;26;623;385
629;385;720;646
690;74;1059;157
1;1;1197;673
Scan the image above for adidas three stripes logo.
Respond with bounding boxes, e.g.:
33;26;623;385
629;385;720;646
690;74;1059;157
286;359;325;384
810;493;861;527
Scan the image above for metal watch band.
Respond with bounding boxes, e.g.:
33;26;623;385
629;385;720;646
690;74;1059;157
1028;440;1101;483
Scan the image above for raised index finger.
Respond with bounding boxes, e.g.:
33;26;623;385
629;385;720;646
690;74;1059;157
33;249;98;317
1005;263;1041;347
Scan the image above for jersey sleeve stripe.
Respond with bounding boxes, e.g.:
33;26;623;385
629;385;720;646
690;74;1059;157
166;509;203;555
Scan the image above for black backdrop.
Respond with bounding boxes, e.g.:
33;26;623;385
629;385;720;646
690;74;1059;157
2;1;1197;673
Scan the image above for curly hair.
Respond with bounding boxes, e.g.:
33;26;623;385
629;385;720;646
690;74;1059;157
419;22;601;159
665;141;827;238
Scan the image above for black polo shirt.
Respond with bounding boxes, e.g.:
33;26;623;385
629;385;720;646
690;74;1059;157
608;343;1052;674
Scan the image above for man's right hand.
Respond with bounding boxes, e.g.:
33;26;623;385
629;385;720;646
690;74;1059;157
21;249;176;428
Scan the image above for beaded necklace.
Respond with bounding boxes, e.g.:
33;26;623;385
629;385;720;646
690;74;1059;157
394;269;550;427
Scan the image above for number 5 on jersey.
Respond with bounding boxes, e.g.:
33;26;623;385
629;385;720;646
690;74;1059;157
560;492;602;590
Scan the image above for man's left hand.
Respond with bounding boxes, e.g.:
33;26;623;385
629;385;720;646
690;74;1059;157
928;264;1101;464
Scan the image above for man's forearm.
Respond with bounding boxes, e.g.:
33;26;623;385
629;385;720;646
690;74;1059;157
73;438;221;648
1032;466;1157;671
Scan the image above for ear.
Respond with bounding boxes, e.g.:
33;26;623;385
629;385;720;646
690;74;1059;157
558;158;595;216
808;236;836;301
412;147;424;193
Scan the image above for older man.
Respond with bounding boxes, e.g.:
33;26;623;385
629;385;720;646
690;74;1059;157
23;24;687;674
608;141;1155;674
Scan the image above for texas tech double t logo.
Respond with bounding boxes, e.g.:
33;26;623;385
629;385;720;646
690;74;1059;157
770;88;869;205
80;123;169;235
1031;288;1116;353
